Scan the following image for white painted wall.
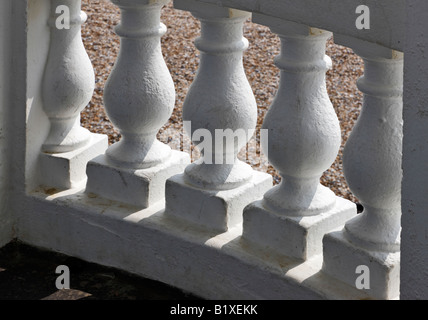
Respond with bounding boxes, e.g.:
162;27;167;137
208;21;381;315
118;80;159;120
25;0;51;192
0;0;13;247
401;0;428;300
0;0;46;248
0;0;28;247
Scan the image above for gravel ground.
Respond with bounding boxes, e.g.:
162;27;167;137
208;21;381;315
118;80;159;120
80;0;364;203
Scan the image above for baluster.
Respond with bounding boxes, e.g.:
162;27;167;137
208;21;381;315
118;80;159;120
85;0;189;208
40;0;108;190
242;16;356;260
164;0;272;232
322;36;403;300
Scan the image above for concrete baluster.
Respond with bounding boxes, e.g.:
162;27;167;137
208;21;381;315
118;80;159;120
86;0;189;207
243;16;356;260
40;0;108;190
323;36;403;300
165;0;272;232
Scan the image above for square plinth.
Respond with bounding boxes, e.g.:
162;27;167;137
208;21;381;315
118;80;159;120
242;197;357;261
85;150;190;208
39;133;108;190
322;230;400;300
164;171;272;233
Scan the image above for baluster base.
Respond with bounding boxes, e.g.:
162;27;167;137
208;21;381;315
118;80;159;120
39;133;108;191
322;229;400;300
85;150;190;208
243;197;356;261
164;171;272;233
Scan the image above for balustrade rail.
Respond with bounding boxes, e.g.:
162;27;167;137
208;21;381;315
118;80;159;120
2;0;424;300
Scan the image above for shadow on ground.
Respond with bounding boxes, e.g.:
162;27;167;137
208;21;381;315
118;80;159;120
0;240;200;300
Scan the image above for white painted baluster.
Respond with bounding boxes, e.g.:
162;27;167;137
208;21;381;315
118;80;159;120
40;0;108;190
323;36;403;300
85;0;189;207
164;0;272;232
243;16;356;260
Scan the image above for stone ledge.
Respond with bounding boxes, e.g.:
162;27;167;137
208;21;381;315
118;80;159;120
16;189;372;300
193;0;405;51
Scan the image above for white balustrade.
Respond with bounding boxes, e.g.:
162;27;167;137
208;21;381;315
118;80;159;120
85;0;189;208
14;0;416;300
40;0;108;190
242;15;356;260
322;36;403;300
164;0;272;232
